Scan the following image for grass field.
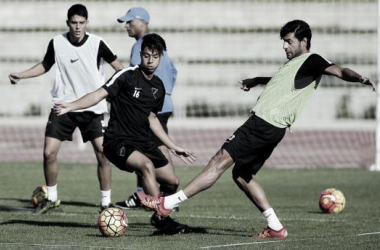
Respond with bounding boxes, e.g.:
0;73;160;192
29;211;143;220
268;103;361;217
0;162;379;250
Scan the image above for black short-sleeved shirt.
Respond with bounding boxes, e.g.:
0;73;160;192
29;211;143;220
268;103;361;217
102;66;165;144
43;33;117;70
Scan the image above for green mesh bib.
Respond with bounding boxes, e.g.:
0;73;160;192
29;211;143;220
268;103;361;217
252;53;321;128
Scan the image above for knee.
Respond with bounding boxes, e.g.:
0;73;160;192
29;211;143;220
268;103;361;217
140;161;155;176
171;176;180;189
43;149;57;162
167;175;179;187
160;177;179;195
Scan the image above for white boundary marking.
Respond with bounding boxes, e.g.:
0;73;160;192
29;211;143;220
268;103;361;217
199;232;380;249
357;231;380;236
199;239;296;249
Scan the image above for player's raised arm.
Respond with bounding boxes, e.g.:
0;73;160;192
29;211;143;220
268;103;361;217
54;87;109;116
148;112;196;164
324;65;377;92
239;77;271;91
8;61;50;84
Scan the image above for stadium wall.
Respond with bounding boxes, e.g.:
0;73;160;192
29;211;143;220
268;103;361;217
0;0;377;168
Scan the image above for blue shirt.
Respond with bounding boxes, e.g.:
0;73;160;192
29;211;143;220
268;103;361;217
130;36;177;114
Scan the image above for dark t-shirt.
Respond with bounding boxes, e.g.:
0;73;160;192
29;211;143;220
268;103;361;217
102;66;165;143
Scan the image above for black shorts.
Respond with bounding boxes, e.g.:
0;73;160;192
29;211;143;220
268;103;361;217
221;114;286;175
103;139;169;173
150;112;172;147
45;109;105;142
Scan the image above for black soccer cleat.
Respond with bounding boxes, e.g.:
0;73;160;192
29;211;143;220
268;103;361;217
151;214;189;235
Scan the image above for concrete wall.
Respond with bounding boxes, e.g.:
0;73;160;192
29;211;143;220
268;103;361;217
0;0;377;119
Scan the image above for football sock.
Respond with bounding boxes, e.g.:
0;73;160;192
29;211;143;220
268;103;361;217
47;184;58;202
100;190;111;207
163;190;187;210
262;208;283;231
135;186;145;193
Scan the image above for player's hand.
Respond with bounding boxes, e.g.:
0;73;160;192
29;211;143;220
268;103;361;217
239;78;256;91
360;76;377;92
53;101;71;116
239;80;250;91
9;73;21;84
170;147;197;164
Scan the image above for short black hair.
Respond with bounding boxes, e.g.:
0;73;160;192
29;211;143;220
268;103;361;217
67;4;88;20
141;33;167;56
280;20;312;50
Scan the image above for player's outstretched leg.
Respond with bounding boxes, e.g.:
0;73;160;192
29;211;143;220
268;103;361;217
232;166;288;238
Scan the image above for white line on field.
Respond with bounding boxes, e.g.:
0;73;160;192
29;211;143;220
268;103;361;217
357;231;380;236
0;242;136;249
198;239;295;249
199;232;380;249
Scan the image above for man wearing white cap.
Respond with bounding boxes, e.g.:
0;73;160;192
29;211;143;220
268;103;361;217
116;7;184;235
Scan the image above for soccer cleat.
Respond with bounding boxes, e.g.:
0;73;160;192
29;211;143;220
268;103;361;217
253;226;288;239
134;192;172;217
99;203;114;213
34;199;61;214
115;195;140;209
151;214;189;235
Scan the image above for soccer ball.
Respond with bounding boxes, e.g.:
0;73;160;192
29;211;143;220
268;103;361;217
31;184;48;207
98;207;128;237
319;188;346;214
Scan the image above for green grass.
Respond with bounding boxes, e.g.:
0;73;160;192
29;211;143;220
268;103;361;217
0;162;379;249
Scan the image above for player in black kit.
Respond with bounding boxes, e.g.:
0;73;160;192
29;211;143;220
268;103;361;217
54;33;196;235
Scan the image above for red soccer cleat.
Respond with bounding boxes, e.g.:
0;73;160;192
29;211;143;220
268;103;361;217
134;192;172;217
253;226;288;239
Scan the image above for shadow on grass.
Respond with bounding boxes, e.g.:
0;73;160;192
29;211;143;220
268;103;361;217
86;225;210;238
151;226;208;236
0;198;30;204
149;226;252;237
0;219;95;228
0;205;32;212
60;201;97;208
0;197;98;209
0;219;251;238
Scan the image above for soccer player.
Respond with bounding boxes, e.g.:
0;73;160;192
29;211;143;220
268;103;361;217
8;4;123;214
54;33;196;235
135;20;376;238
115;7;179;212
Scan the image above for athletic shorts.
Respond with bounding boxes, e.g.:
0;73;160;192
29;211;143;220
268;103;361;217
221;114;286;175
103;139;169;173
150;112;172;147
45;109;105;143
